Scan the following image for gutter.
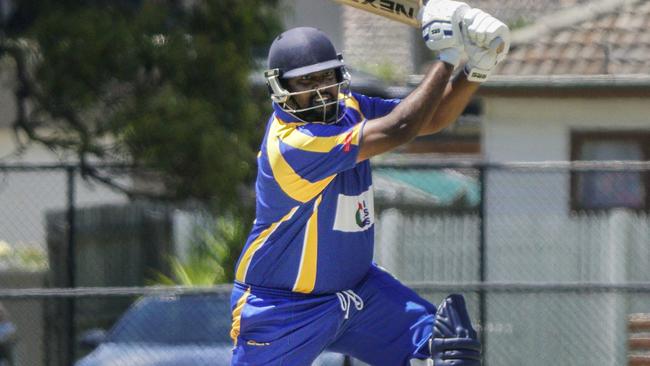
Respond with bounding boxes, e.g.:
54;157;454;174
406;74;650;97
477;74;650;97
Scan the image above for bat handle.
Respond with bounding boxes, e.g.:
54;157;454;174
490;36;506;54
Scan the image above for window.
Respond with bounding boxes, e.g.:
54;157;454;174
571;131;650;211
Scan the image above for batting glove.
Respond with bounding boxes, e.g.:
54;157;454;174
431;294;482;366
462;9;510;82
419;0;471;68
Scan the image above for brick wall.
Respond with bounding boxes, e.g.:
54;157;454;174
341;6;420;78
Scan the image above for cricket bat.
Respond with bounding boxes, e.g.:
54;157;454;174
332;0;505;54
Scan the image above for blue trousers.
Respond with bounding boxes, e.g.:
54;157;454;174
230;265;435;366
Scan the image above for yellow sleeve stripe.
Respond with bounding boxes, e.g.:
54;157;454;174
235;206;299;282
229;287;251;345
267;120;337;203
344;94;366;120
292;195;323;294
275;118;361;153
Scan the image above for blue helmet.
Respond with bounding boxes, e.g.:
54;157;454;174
264;27;351;123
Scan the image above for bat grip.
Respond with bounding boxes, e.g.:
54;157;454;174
490;36;506;54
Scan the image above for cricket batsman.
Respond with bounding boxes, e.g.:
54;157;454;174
230;0;510;364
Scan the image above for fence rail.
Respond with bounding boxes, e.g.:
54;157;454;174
5;282;650;299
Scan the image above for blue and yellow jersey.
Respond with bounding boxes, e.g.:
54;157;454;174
234;92;400;294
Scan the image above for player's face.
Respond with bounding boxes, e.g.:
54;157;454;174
285;69;339;122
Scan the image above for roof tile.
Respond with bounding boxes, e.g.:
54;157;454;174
473;0;593;24
496;0;650;76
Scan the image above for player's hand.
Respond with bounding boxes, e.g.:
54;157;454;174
463;9;510;61
430;294;482;365
462;9;510;82
419;0;471;68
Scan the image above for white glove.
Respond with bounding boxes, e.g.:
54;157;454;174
419;0;471;68
462;9;511;82
463;9;510;62
463;41;499;82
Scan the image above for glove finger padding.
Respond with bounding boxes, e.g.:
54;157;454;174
431;294;481;366
461;9;510;83
419;0;470;67
463;43;498;82
465;10;492;46
463;9;509;49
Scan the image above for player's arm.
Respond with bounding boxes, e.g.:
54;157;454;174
418;72;479;136
357;61;454;162
420;8;511;136
357;0;472;162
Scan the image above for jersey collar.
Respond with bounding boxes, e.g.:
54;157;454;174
272;103;303;124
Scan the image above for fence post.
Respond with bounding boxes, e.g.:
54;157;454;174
478;165;487;365
606;209;631;366
66;166;77;365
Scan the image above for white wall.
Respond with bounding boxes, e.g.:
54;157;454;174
0;129;67;163
483;97;650;161
0;129;128;252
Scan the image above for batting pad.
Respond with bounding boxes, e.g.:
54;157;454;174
431;294;481;366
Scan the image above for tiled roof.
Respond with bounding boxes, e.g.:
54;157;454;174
472;0;592;25
496;0;650;75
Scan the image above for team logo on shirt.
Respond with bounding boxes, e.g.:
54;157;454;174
355;201;371;228
333;187;374;232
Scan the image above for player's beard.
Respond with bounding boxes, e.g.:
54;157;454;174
295;92;339;123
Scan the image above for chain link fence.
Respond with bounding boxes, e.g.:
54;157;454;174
374;160;650;366
1;162;649;365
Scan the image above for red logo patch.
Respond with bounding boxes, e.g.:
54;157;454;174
343;131;354;153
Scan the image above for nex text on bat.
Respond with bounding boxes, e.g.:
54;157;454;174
349;0;417;20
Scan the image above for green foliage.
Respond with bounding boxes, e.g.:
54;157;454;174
352;60;403;84
151;255;223;287
0;241;48;272
149;214;250;286
508;17;532;30
3;0;282;211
